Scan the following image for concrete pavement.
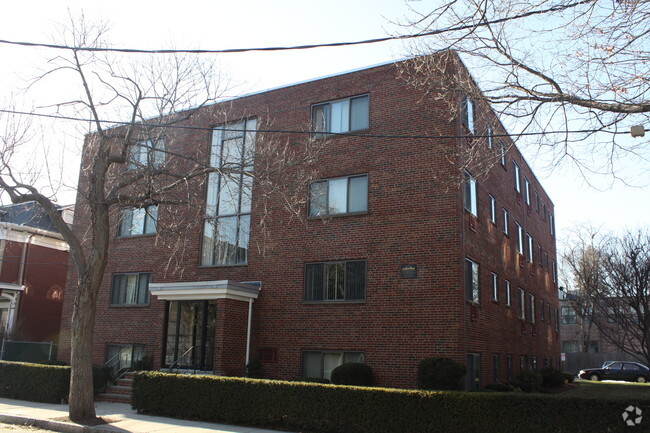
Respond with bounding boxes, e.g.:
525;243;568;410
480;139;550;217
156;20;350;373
0;398;286;433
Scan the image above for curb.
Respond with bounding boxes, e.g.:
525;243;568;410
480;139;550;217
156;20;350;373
0;414;112;433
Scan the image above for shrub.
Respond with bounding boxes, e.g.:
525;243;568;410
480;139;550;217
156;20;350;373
132;371;648;433
35;360;68;366
330;362;372;386
293;377;330;384
483;382;516;392
246;359;264;379
562;372;575;383
539;367;565;388
510;370;542;393
93;364;112;394
417;357;466;390
0;361;69;403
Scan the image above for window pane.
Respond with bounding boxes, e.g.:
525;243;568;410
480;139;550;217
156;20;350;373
111;275;124;304
309;181;328;217
346;261;366;300
326;263;345;300
350;96;369;131
303;352;322;378
312;105;328;133
137;273;150;304
328;178;347;214
240;175;253;214
305;264;324;301
343;352;364;363
145;206;158;234
330;100;350;133
119;208;133;236
348;176;368;213
201;219;215;265
125;274;138;304
323;353;343;380
237;215;250;264
218;176;240;216
131;208;146;235
214;216;238;264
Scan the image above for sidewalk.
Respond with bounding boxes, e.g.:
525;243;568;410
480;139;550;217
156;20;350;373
0;398;285;433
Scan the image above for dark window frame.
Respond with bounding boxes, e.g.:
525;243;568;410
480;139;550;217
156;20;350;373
304;260;366;302
110;272;152;306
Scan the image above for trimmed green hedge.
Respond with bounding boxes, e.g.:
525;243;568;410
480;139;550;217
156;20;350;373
0;361;69;403
132;371;650;433
0;361;112;403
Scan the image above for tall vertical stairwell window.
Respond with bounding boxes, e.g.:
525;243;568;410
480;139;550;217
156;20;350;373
201;119;256;266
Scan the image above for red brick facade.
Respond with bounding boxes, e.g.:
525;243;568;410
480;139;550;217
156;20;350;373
59;56;559;388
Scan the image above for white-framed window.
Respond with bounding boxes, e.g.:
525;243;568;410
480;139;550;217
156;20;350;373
489;195;496;223
305;260;366;302
461;95;475;134
552;260;557;283
302;350;364;381
465;258;479;303
524;176;531;205
486;125;493;149
526;233;534;263
528;293;536;324
118;205;158;237
463;171;478;216
312;95;369;135
502;208;509;235
309;174;368;217
518;288;526;320
516;223;524;255
549;214;555;237
513;161;521;193
505;280;511;307
110;272;151;305
202;118;256;266
499;141;506;166
127;139;165;170
491;272;498;301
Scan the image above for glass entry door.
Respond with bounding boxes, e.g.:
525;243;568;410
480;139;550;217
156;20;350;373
164;301;216;370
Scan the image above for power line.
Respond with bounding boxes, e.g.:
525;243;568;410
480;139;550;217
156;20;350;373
0;1;593;55
0;108;632;140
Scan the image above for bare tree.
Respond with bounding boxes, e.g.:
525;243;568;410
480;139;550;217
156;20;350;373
399;0;650;181
563;227;650;365
0;16;321;423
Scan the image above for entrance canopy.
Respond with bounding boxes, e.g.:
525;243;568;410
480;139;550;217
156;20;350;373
149;280;260;302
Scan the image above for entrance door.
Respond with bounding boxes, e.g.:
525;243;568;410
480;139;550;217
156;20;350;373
164;301;216;370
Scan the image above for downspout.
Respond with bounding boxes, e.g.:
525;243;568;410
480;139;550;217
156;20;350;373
246;298;253;366
245;298;253;368
10;233;34;337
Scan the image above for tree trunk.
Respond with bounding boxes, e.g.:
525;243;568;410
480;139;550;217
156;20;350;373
68;277;99;423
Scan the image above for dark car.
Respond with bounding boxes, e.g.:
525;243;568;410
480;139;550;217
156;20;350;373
579;361;650;383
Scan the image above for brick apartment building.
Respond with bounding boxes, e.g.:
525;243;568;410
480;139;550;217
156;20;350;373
59;54;559;389
0;202;70;348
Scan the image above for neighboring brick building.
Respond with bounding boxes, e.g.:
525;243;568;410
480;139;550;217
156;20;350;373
59;54;559;389
0;202;71;346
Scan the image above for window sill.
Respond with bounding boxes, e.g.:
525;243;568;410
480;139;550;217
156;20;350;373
109;303;151;308
197;263;248;269
303;300;366;305
116;233;157;240
308;211;368;220
311;128;370;139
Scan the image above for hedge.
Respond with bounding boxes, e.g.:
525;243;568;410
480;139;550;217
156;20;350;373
0;361;111;403
132;371;650;433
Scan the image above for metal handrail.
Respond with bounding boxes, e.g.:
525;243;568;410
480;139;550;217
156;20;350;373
105;345;134;382
169;346;197;373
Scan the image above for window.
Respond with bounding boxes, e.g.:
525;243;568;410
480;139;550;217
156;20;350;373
486;125;493;149
489;195;496;223
493;354;500;382
549;214;555;237
531;356;537;371
535;191;540;212
502;208;509;235
516;223;524;255
552;260;557;283
105;344;145;376
520;355;527;372
305;260;366;301
540;300;545;321
461;95;475;134
548;304;552;324
526;233;534;263
110;273;151;305
127;140;165;170
554;308;559;331
542;202;546;221
118;205;158;237
538;245;543;265
518;288;525;320
466;353;481;390
302;350;364;380
523;176;531;205
465;258;479;303
312;95;369;135
561;306;577;324
491;272;498;301
506;355;513;380
544;251;549;269
463;171;478;216
505;280;511;306
528;293;536;324
588;341;599;353
499;141;506;166
309;174;368;217
513;161;521;193
202;119;256;266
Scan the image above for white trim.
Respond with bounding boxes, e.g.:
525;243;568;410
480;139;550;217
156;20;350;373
149;280;260;302
0;223;69;251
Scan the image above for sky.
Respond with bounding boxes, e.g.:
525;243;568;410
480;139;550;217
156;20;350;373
0;0;648;245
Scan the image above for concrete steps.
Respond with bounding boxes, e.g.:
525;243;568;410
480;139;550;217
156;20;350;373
96;371;134;404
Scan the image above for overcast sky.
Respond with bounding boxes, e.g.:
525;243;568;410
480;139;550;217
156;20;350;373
0;0;648;243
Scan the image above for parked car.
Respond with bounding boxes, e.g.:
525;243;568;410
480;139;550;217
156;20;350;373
579;361;650;383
